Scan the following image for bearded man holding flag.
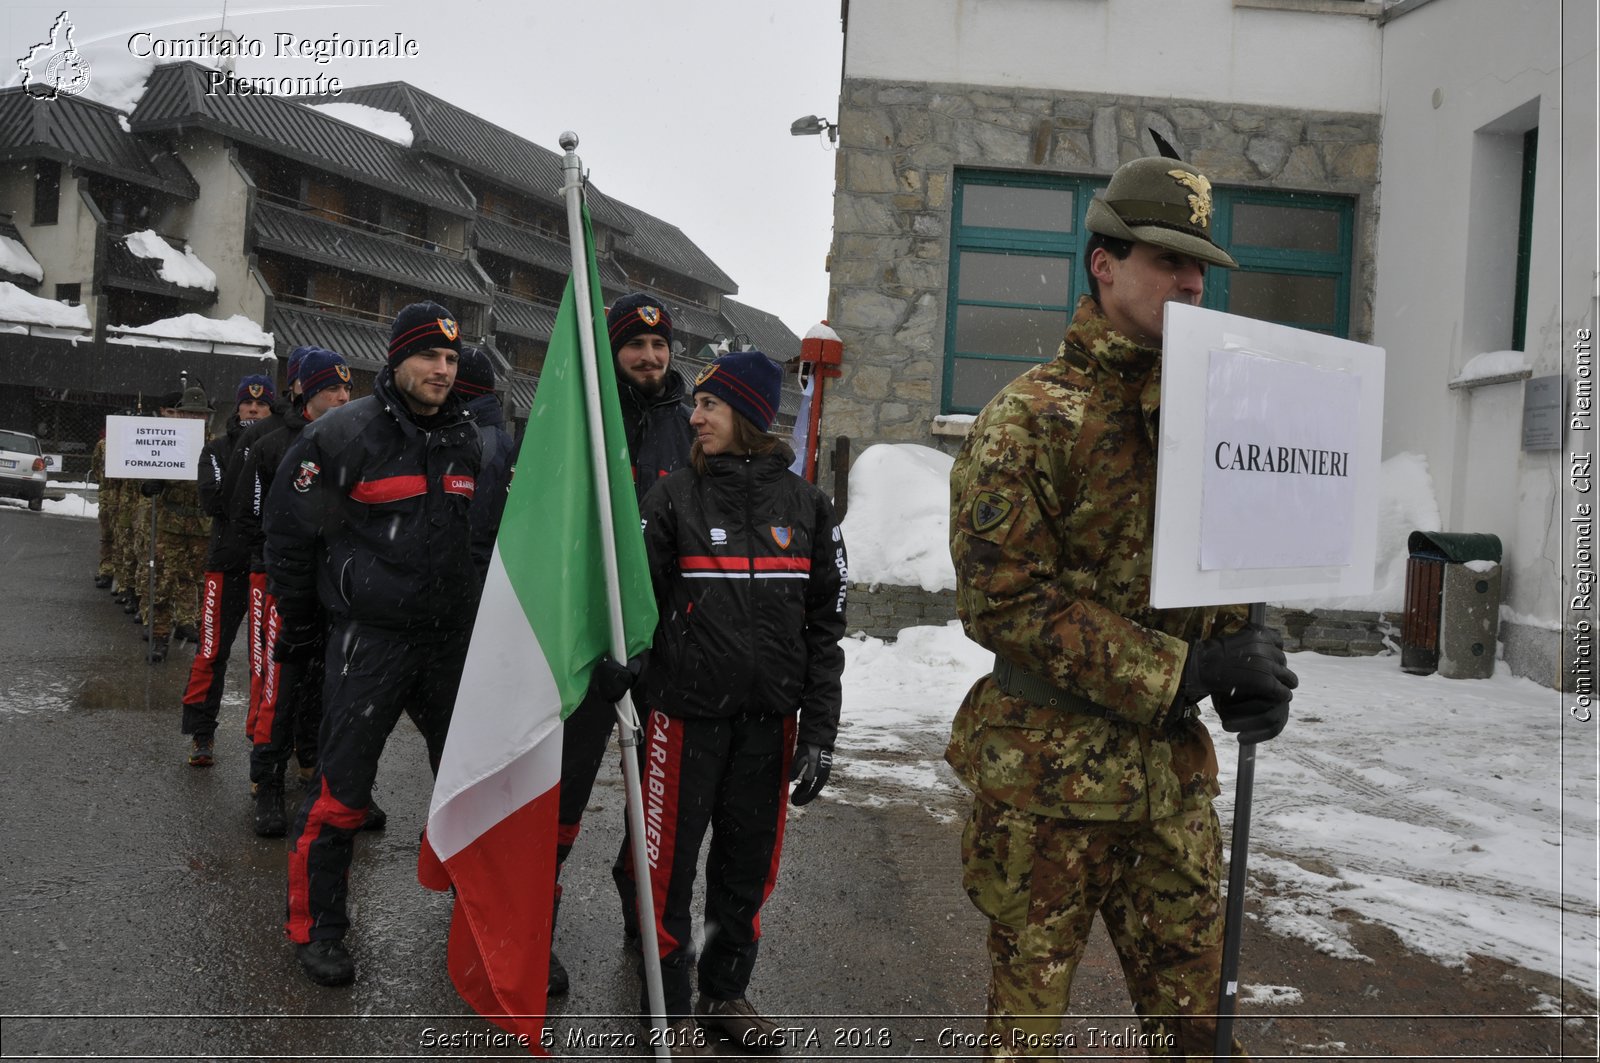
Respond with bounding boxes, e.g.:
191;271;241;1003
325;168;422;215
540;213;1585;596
415;136;663;1054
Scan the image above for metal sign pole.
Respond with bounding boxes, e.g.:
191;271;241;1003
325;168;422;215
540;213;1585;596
1213;600;1266;1061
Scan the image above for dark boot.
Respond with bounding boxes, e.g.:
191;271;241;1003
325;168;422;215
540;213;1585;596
148;637;169;663
253;776;287;837
296;939;355;986
94;573;113;589
361;800;387;832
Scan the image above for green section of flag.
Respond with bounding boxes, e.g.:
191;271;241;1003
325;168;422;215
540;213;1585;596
496;205;657;718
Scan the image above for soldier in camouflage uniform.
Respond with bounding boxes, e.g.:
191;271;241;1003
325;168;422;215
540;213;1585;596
91;433;116;588
144;386;216;662
947;156;1299;1061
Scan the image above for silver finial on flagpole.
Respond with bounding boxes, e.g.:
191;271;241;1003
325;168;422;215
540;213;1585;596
559;131;578;151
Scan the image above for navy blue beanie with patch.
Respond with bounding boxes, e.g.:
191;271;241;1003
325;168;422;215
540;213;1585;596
388;301;462;367
296;347;351;401
453;345;497;397
606;292;673;354
235;374;276;405
692;350;783;433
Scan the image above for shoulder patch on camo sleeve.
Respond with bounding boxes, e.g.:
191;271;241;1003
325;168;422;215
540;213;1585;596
971;491;1014;536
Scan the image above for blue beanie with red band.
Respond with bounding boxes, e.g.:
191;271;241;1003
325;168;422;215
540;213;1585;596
692;350;782;433
235;374;275;405
296;347;351;401
388;301;461;367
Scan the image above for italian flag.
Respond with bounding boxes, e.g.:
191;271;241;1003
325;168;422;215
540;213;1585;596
417;207;656;1051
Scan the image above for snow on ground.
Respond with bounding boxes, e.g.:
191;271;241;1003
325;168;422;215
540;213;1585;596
124;231;218;290
306;103;415;146
0;484;98;518
832;621;1598;997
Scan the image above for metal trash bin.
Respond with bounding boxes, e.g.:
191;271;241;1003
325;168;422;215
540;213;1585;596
1400;531;1503;679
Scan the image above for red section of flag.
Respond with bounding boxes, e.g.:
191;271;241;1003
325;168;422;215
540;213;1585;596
420;788;559;1056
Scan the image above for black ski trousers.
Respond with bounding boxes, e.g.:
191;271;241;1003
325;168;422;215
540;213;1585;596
617;708;796;1019
179;568;249;736
285;621;467;944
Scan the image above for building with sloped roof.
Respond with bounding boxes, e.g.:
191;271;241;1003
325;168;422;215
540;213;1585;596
0;63;800;474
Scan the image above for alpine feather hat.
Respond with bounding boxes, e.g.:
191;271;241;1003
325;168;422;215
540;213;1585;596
1085;156;1237;268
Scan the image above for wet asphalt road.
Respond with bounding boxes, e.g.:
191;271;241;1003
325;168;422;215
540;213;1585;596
0;505;1004;1061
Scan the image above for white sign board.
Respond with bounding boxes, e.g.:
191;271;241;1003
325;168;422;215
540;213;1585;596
44;454;62;473
103;415;205;480
1151;304;1385;608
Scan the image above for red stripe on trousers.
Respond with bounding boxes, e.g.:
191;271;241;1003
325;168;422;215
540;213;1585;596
245;575;267;738
644;709;683;956
349;476;427;504
253;601;283;746
754;714;798;941
182;571;225;704
285;777;369;943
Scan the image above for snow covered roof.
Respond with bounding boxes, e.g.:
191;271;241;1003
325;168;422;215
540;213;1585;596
305;103;414;146
107;312;272;355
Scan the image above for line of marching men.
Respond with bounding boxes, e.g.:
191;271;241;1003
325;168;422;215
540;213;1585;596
88;336;513;841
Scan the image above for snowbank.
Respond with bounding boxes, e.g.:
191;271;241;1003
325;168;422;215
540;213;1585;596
0;235;44;282
307;103;415;146
839;443;956;591
124;231;217;290
0;281;91;330
109;313;272;352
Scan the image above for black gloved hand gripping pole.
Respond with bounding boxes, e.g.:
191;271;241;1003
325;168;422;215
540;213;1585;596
1213;600;1263;1062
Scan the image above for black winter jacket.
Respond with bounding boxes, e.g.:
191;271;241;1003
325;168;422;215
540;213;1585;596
620;368;693;505
230;409;311;572
638;448;848;748
201;416;252;571
263;369;482;633
464;392;515;581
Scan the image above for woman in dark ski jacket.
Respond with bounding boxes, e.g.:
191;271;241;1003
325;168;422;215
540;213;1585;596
626;350;847;1056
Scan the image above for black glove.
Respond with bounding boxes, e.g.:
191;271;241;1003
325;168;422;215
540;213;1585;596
1180;626;1298;707
1214;699;1291;745
590;652;647;703
139;480;167;497
790;743;833;807
272;606;321;664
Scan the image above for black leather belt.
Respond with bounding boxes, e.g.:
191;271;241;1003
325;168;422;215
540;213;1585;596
992;655;1199;725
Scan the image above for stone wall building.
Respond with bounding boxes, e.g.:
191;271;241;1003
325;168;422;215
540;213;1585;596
821;0;1596;688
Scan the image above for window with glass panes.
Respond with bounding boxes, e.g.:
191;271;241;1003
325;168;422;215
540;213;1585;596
944;171;1355;413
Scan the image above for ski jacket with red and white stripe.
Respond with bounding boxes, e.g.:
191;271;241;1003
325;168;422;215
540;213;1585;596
638;449;848;749
263;368;482;633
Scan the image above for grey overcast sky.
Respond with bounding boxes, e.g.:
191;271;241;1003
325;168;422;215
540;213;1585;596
2;1;847;336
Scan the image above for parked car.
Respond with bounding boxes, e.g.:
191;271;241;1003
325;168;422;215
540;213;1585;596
0;429;48;511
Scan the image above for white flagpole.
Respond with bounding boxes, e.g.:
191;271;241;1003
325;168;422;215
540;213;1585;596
559;132;670;1055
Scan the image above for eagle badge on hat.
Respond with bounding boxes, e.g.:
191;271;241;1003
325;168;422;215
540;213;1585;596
1167;169;1214;227
694;363;717;386
438;317;459;341
246;383;265;399
638;306;662;327
335;364;352;384
771;526;792;550
293;460;321;493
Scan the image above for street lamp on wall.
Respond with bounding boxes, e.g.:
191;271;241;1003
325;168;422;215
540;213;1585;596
790;115;838;144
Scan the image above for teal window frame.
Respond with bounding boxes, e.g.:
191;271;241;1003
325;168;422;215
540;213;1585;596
1512;127;1537;351
945;170;1356;414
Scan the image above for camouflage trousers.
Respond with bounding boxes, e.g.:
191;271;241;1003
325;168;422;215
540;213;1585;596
149;533;208;639
961;798;1247;1061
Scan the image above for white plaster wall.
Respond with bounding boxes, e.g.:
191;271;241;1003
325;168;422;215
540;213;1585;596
844;0;1380;113
168;133;265;325
1373;0;1594;630
6;167;99;312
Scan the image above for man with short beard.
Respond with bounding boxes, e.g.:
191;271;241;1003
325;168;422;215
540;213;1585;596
549;292;694;995
265;302;482;987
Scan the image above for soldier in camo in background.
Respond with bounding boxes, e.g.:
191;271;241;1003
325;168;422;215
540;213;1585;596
142;385;217;663
947;154;1299;1061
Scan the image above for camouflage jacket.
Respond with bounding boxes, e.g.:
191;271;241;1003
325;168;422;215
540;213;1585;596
946;295;1244;822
